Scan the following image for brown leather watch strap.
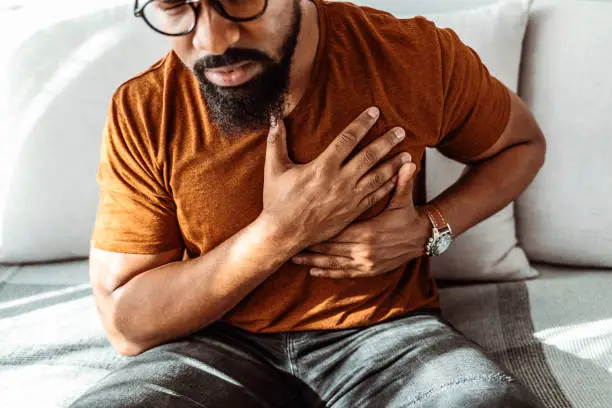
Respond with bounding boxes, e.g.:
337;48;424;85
423;205;452;235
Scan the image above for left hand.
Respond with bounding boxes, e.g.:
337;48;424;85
292;162;432;279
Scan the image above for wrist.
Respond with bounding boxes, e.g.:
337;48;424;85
255;212;303;255
420;204;454;257
414;207;433;257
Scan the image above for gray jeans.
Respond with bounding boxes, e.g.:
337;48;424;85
70;311;545;407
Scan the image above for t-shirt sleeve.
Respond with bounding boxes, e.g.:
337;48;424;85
91;94;184;254
433;26;511;162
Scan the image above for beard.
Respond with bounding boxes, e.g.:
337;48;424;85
193;1;302;137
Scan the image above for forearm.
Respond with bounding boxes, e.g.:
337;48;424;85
430;138;545;237
108;215;300;355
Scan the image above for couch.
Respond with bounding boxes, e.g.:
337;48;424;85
1;0;611;407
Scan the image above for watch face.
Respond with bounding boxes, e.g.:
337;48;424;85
434;234;453;255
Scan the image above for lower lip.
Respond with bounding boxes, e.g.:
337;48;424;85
204;62;262;87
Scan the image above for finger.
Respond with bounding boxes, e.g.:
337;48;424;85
386;162;417;210
326;224;367;243
355;152;412;197
292;254;354;270
357;175;398;213
265;118;291;176
310;269;372;279
318;107;380;166
344;127;406;179
297;242;355;257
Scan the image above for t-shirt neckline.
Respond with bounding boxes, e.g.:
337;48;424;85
286;0;328;122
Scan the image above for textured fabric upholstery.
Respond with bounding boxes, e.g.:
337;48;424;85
516;1;612;268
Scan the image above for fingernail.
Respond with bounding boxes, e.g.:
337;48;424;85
367;107;380;118
401;153;412;163
310;269;322;276
394;128;406;140
292;257;302;264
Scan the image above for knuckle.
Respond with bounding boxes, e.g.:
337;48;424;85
339;130;358;146
385;179;395;191
366;194;376;209
369;173;383;190
328;258;340;269
362;149;377;166
313;164;327;180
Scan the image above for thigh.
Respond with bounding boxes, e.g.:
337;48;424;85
70;323;305;408
298;313;544;408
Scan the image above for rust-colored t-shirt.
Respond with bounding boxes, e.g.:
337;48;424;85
92;0;510;333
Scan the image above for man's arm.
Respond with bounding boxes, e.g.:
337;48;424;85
292;89;545;278
90;108;411;356
90;216;298;357
430;89;546;237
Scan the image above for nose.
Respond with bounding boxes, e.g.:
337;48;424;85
192;3;240;55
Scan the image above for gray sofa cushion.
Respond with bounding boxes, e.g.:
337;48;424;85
0;261;127;407
3;261;611;407
440;265;612;408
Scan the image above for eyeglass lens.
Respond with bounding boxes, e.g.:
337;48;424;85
142;0;266;36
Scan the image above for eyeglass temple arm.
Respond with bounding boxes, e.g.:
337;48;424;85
134;0;203;16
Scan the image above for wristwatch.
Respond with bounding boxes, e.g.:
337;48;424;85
422;205;453;257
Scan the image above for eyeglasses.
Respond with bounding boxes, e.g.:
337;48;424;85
134;0;268;37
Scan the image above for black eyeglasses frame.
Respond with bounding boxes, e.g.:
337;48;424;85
133;0;269;37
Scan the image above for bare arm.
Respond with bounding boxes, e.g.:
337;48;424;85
91;108;410;356
431;89;546;236
90;215;299;356
293;90;546;278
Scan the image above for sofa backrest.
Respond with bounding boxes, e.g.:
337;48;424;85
0;0;504;264
0;0;611;266
516;1;612;268
0;5;168;263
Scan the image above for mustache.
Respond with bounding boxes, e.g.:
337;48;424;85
194;48;273;70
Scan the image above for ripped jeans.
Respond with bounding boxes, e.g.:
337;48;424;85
70;311;545;408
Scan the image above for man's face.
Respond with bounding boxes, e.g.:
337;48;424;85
169;0;302;136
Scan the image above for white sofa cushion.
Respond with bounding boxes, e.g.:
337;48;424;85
516;1;612;268
0;5;168;263
419;0;537;281
0;0;533;270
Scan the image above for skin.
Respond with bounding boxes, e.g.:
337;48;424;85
90;0;546;356
294;92;546;278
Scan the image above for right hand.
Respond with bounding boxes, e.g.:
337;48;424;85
261;107;412;249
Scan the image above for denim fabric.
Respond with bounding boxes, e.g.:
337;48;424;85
70;311;545;407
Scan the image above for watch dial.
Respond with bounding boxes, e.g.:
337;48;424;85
436;235;452;254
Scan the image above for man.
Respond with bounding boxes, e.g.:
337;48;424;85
72;0;547;406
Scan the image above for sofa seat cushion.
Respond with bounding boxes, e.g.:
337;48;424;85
2;261;611;407
0;260;128;407
440;264;612;408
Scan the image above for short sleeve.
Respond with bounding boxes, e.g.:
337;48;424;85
434;27;511;162
91;94;184;254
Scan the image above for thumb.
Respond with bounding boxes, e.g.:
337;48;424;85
265;118;292;176
386;163;417;210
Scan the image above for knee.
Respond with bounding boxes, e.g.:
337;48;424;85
423;378;543;408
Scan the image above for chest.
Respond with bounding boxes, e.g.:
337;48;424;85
169;86;436;257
